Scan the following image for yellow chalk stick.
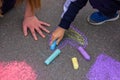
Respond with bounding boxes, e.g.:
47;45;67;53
72;57;79;70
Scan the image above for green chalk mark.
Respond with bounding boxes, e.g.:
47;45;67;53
64;28;85;46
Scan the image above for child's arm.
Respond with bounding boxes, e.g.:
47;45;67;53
59;0;88;29
23;0;50;40
50;0;88;45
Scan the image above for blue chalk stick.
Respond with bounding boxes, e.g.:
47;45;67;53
45;49;61;65
50;40;57;51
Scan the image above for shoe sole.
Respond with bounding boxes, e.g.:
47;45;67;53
87;14;119;25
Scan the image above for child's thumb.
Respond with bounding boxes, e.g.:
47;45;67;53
56;38;62;45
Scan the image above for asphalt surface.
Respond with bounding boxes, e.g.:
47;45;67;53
0;0;120;80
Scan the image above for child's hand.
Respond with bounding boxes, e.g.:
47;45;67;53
23;16;50;40
50;27;65;45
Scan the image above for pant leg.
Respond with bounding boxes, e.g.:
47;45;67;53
1;0;16;14
89;0;120;18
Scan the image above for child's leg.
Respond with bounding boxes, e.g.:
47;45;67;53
88;0;120;25
1;0;16;15
90;0;120;17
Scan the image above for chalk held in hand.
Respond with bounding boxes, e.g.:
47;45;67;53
45;49;61;65
50;40;57;51
78;46;90;60
72;57;79;70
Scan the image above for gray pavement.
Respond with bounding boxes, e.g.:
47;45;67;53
0;0;120;80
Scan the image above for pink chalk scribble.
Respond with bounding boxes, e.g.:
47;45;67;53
0;61;37;80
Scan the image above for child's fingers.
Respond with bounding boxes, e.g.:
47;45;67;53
30;28;38;40
23;25;28;36
56;38;62;45
36;27;45;38
40;25;50;33
50;34;57;45
40;21;50;27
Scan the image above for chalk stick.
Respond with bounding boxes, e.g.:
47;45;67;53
72;57;79;70
50;40;57;51
78;46;90;60
45;49;61;65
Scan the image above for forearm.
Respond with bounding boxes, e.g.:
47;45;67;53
24;0;35;18
59;0;88;29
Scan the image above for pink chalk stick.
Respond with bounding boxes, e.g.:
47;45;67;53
78;46;90;60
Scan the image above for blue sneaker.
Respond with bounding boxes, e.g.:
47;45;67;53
87;12;119;25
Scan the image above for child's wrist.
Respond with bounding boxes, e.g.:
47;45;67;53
58;26;66;31
24;14;35;18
